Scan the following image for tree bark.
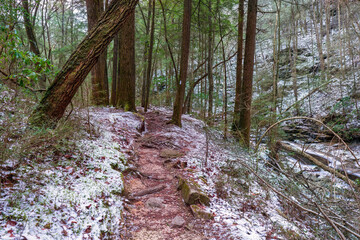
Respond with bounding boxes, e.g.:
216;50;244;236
141;0;152;107
144;0;156;112
116;10;136;112
21;0;46;88
207;0;214;124
232;0;244;133
238;0;257;147
110;33;119;106
86;0;109;105
22;0;40;56
28;0;139;128
170;0;192;127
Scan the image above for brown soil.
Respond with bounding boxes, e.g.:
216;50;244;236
119;110;215;240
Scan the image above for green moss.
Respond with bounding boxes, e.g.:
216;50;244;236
190;205;214;220
178;177;210;206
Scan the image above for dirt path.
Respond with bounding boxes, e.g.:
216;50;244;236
119;110;212;240
119;110;204;239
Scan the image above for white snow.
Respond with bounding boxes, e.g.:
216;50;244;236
0;107;142;239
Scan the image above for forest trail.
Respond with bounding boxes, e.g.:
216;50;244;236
119;110;210;240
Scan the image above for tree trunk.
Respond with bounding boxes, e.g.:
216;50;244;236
116;11;136;112
312;2;325;81
291;6;300;115
86;0;109;105
232;0;244;133
170;0;192;127
110;33;119;106
28;0;139;128
21;0;46;88
141;0;152;107
207;0;214;124
144;0;156;112
238;0;257;147
22;0;40;56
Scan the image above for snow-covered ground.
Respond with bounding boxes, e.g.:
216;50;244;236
0;108;142;239
146;107;315;239
1;101;358;239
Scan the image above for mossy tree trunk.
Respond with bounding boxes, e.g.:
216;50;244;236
116;10;136;112
28;0;139;128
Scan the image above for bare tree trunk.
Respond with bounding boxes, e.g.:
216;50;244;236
22;0;40;56
312;2;325;81
144;0;156;112
218;12;228;139
232;0;244;133
291;5;300;115
116;11;136;111
337;1;345;116
86;0;109;105
141;0;152;107
170;0;192;127
207;0;214;124
28;0;139;128
238;0;258;147
110;34;119;106
21;0;46;88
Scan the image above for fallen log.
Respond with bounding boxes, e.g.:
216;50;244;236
277;141;357;188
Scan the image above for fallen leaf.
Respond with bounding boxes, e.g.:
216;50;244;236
62;230;68;236
85;225;92;233
7;220;17;226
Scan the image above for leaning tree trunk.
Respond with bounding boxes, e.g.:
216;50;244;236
28;0;139;128
116;11;136;112
86;0;109;105
170;0;192;127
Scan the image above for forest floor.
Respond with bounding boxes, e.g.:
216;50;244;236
87;107;307;240
0;102;323;239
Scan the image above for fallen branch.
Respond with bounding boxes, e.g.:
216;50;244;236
315;202;347;240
